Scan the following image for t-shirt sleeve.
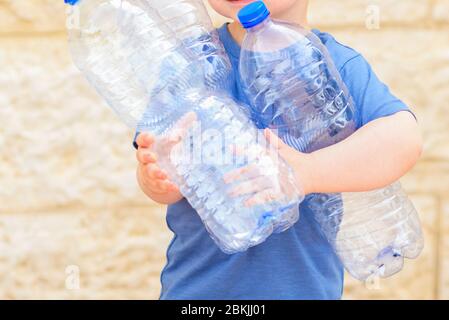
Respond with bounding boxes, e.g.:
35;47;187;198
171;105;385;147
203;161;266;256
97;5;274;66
339;54;416;128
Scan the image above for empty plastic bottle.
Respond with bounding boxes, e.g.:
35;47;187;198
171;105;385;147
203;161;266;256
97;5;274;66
238;1;423;280
64;0;303;253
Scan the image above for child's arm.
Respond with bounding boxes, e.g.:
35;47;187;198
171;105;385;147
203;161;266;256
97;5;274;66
268;110;423;195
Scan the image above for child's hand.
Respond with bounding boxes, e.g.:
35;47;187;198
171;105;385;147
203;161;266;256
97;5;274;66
136;132;180;195
223;129;313;207
135;112;197;204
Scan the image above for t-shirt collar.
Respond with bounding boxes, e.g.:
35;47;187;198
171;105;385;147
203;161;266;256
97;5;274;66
217;23;242;61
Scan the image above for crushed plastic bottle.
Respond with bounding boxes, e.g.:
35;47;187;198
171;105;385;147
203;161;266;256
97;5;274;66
64;0;304;253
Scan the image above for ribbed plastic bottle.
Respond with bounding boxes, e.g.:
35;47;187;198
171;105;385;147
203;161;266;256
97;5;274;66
64;0;303;253
238;1;423;280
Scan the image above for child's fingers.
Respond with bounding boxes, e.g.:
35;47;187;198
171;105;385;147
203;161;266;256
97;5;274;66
138;163;179;194
165;112;198;145
175;111;197;133
228;176;272;197
146;163;168;180
157;180;179;193
244;188;282;207
223;163;260;184
145;177;177;194
146;178;178;194
230;144;265;159
136;149;157;164
136;132;155;148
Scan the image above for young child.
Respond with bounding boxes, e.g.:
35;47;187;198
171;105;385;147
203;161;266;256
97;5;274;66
135;0;423;299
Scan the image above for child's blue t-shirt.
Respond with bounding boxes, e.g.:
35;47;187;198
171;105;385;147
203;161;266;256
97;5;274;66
148;24;412;300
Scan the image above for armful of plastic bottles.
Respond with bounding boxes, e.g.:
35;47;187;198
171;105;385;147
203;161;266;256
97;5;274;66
64;0;305;254
237;1;424;280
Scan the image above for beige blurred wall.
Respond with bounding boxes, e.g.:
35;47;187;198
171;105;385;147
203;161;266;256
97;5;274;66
0;0;448;299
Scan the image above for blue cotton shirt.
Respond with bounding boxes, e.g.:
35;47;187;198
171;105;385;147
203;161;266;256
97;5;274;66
145;24;412;300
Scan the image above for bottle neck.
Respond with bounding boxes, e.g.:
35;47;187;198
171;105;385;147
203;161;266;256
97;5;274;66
245;17;272;33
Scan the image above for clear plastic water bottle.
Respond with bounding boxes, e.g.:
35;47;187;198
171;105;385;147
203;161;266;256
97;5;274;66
238;1;423;280
64;0;303;253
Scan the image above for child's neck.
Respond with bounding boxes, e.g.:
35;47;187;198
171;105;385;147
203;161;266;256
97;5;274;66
227;5;309;46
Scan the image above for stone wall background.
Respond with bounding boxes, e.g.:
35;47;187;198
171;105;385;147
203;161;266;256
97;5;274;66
0;0;448;299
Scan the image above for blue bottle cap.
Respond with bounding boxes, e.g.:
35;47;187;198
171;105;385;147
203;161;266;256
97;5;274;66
64;0;79;5
238;1;270;29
